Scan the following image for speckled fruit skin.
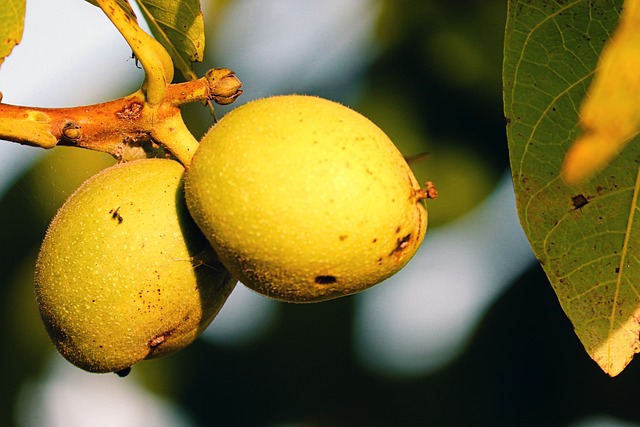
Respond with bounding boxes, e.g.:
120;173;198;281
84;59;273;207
185;95;427;302
35;159;236;373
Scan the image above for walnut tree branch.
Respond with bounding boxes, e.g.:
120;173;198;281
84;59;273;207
0;69;242;164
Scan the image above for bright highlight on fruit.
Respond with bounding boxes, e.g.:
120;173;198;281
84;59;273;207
185;95;433;303
35;159;236;374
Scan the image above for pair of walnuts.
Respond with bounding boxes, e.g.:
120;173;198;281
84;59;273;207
34;95;433;374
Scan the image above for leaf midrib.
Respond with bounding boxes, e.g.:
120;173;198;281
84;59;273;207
609;165;640;360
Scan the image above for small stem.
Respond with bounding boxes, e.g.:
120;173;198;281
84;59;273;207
165;79;212;106
151;110;200;167
94;0;173;106
416;181;438;200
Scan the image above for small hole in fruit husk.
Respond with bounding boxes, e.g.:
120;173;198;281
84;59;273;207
315;275;337;285
115;367;132;377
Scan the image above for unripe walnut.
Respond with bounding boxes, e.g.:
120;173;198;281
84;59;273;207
35;159;236;373
185;95;429;302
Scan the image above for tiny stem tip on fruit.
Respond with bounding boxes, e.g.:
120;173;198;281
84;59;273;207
416;181;438;200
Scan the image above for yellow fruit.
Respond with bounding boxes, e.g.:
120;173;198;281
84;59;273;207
35;159;236;374
185;95;428;302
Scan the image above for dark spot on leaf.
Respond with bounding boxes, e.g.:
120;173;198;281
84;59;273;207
571;194;588;210
315;275;337;285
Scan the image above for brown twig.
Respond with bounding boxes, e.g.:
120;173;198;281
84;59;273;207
0;69;242;164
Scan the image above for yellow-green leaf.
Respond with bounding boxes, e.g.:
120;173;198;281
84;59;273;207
85;0;138;20
563;0;640;184
134;0;204;81
503;0;640;376
0;0;26;67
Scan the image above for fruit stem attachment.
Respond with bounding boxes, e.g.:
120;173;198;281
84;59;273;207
151;112;199;167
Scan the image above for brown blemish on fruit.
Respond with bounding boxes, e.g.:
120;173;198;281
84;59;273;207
148;313;191;353
315;275;337;285
109;207;123;224
149;335;166;348
339;235;348;241
390;233;412;256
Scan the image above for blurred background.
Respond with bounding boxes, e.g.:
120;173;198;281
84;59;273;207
2;0;640;426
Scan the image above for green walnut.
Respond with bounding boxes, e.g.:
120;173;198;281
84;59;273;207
35;159;236;374
185;95;430;303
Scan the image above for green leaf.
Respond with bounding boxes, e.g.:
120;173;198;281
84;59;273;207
134;0;204;81
86;0;203;81
503;0;640;376
0;0;26;67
